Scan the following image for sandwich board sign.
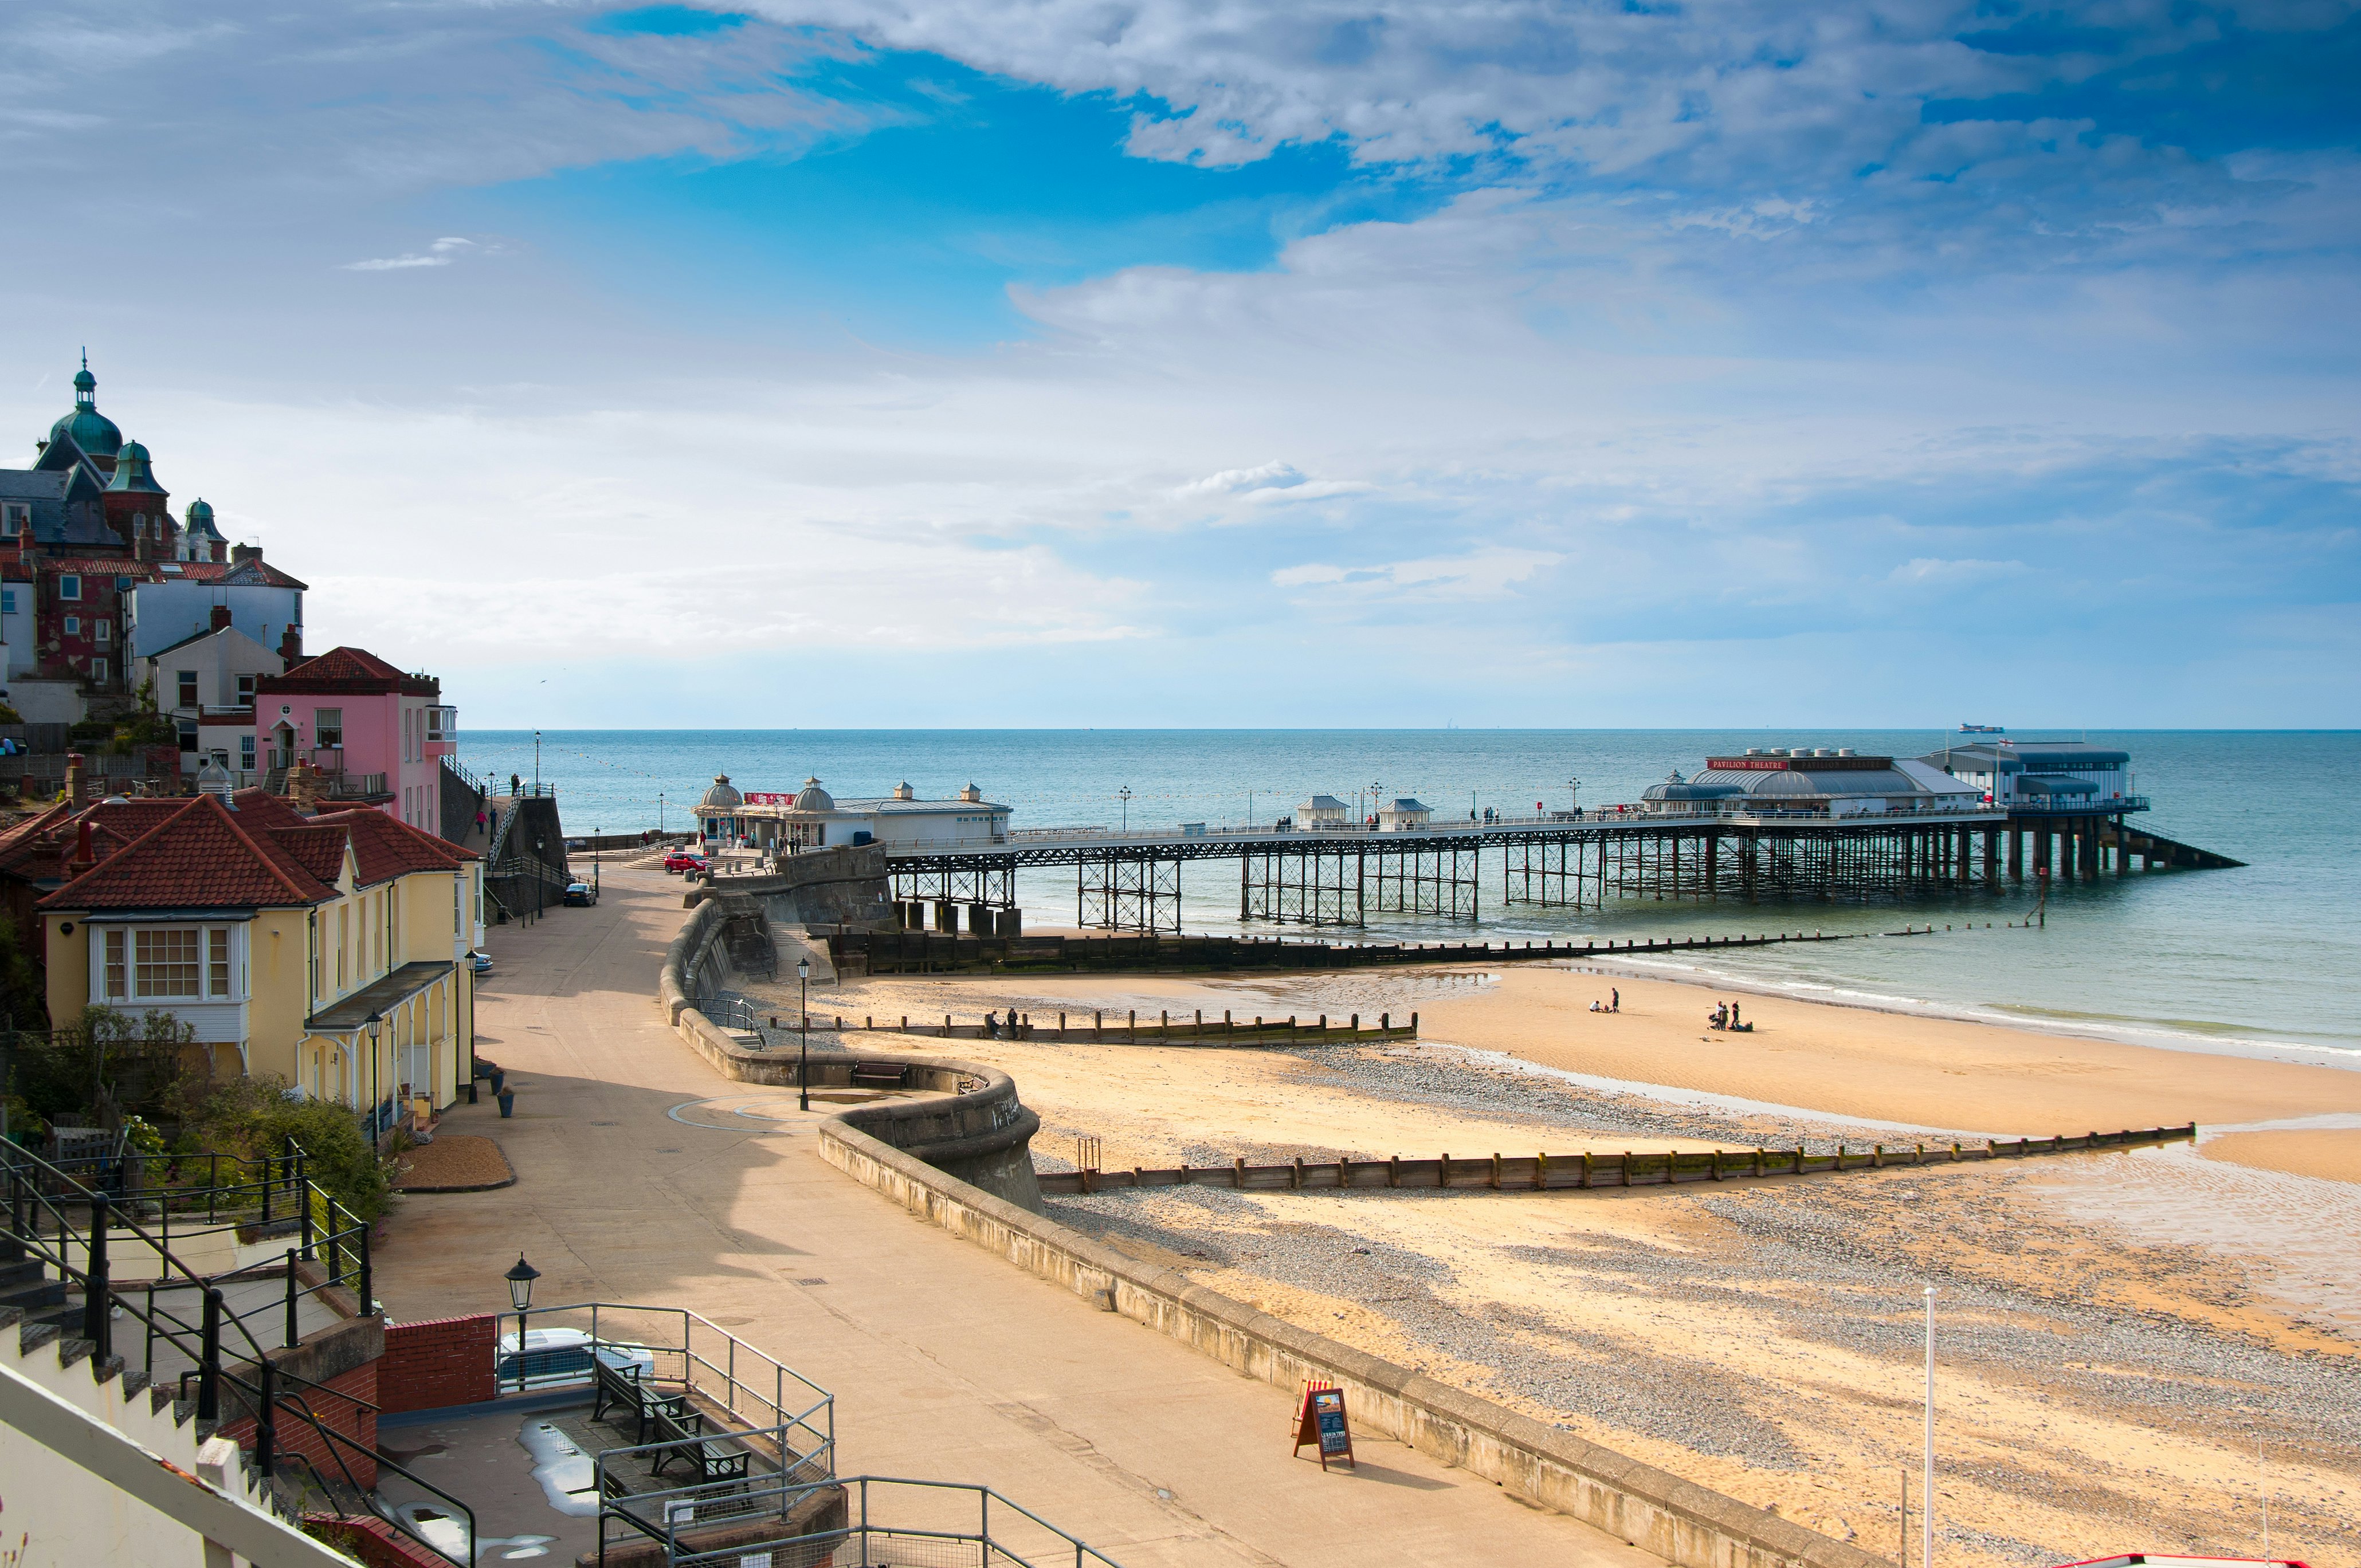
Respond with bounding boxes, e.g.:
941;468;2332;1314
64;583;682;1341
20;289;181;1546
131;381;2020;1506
1292;1382;1355;1470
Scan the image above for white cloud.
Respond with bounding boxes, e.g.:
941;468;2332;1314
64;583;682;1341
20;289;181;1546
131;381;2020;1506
1888;557;2030;587
341;254;452;272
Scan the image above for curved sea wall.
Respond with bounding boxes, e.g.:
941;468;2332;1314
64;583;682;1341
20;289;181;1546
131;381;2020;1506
684;844;893;926
657;900;1044;1209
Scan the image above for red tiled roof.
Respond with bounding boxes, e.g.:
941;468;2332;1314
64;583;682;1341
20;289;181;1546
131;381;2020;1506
229;788;311;829
266;824;351;889
39;796;334;911
258;645;437;698
0;800;193;886
309;808;476;878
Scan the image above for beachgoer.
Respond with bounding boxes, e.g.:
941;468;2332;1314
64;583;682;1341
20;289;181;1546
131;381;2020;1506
1611;987;1620;1012
985;1011;999;1039
1730;1001;1742;1029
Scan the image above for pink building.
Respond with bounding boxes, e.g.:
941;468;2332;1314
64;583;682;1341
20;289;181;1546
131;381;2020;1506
254;646;456;834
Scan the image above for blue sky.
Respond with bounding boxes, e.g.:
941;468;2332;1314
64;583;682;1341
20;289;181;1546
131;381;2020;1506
0;0;2355;727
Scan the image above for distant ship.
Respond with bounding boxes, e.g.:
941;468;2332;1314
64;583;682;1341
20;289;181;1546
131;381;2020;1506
1957;722;2006;734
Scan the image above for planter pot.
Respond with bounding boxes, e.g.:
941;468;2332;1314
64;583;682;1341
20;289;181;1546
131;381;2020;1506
497;1090;516;1118
489;1070;505;1095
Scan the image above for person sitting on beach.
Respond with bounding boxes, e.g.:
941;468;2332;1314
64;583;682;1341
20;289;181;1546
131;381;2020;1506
1590;1000;1605;1013
1709;1003;1728;1029
984;1010;1000;1038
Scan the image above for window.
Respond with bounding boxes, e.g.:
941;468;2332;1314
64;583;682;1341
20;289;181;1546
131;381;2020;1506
131;514;145;536
240;735;255;767
315;707;343;748
177;718;198;753
236;673;256;706
58;575;80;600
134;928;201;999
208;929;230;997
89;658;106;685
93;618;109;646
62;616;79;636
178;671;199;709
0;589;13;615
1;504;23;535
103;930;126;1000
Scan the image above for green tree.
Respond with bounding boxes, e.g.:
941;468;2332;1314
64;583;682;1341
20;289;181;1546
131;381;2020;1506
174;1072;394;1221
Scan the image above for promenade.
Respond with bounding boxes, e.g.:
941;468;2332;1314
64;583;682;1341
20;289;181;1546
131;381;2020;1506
370;869;1670;1568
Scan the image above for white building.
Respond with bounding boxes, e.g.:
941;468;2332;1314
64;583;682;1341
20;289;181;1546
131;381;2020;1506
1916;740;2139;813
138;621;283;779
1376;797;1433;831
696;776;1011;850
1296;795;1351;828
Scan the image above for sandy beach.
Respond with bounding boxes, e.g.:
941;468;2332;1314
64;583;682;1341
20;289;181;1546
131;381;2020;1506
731;947;2361;1568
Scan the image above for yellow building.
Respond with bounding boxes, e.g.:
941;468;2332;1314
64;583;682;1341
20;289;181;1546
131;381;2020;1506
40;789;482;1125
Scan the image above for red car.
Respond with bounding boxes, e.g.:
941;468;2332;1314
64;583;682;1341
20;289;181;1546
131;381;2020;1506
664;850;709;874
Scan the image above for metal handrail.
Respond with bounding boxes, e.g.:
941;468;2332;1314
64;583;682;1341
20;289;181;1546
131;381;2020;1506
502;1300;832;1449
661;1475;1124;1568
1;1141;474;1563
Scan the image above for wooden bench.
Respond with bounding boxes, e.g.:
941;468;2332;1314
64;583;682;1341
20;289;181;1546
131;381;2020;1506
591;1355;687;1447
648;1403;751;1487
849;1063;907;1089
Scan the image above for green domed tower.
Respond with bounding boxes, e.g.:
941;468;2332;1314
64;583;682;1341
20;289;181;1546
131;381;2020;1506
48;351;124;469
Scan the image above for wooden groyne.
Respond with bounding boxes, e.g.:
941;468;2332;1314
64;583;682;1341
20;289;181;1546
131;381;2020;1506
766;1008;1419;1047
1036;1123;2198;1196
829;925;1956;978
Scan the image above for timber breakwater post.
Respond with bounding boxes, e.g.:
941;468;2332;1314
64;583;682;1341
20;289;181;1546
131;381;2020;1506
1036;1125;2201;1196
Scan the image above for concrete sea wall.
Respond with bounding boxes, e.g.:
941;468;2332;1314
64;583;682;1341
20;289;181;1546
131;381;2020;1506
816;1118;1889;1568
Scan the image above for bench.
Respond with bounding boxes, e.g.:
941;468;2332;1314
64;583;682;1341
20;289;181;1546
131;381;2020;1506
591;1355;687;1447
648;1402;750;1487
849;1063;907;1089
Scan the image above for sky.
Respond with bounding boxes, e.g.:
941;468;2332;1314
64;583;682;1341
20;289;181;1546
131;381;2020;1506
1;0;2356;728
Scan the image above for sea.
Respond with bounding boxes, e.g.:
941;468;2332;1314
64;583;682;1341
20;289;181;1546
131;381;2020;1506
461;729;2361;1066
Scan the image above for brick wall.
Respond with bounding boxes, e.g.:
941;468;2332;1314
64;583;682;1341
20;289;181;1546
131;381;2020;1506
379;1313;497;1413
220;1359;379;1489
305;1515;459;1568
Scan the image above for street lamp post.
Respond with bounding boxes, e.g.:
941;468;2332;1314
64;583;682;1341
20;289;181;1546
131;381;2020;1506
1569;776;1581;816
797;957;811;1112
504;1254;540;1392
1370;781;1382;830
1118;787;1132;832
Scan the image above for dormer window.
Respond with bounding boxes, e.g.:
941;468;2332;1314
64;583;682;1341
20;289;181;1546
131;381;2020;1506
1;504;25;535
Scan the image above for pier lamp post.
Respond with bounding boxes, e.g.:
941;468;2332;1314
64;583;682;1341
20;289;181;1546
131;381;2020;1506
797;957;811;1112
1569;777;1581;817
504;1254;540;1390
1119;786;1132;832
1370;781;1382;830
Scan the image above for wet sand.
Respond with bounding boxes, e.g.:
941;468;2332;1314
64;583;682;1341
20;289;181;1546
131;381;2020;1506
737;954;2361;1568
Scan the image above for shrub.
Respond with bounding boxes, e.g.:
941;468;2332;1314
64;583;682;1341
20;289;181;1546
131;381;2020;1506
175;1073;395;1221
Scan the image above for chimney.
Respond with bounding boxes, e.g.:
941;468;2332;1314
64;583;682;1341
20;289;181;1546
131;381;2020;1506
287;759;320;814
63;751;84;803
232;544;261;566
210;603;233;632
69;816;94;878
279;623;301;663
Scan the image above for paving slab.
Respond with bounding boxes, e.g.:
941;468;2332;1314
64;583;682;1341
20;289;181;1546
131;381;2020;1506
371;870;1673;1568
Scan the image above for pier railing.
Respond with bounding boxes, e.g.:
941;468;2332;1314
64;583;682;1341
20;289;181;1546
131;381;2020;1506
891;801;2006;855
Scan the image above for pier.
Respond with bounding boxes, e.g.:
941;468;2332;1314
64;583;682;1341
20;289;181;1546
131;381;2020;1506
881;804;2207;932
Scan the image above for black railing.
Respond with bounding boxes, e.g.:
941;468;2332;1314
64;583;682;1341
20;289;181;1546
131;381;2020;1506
0;1139;469;1563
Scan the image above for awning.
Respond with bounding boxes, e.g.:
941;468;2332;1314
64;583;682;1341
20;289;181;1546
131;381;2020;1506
307;959;454;1031
2018;774;2098;796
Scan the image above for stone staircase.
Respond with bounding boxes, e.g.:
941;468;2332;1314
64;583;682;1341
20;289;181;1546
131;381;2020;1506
2;1300;276;1508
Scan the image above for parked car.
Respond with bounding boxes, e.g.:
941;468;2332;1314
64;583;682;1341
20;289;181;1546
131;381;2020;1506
493;1327;656;1391
563;882;594;907
564;837;587;851
468;950;493;974
663;850;708;874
